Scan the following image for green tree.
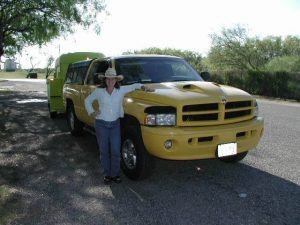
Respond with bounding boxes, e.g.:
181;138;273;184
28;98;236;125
208;24;256;71
255;36;283;60
264;56;300;72
207;25;300;72
0;0;106;59
45;56;55;78
237;36;284;72
282;35;300;56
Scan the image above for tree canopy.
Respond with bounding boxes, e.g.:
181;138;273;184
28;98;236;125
207;24;300;72
0;0;106;59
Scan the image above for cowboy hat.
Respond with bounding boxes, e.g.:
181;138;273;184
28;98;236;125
98;68;124;81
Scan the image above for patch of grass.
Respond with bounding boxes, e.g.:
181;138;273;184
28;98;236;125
0;90;14;94
0;70;45;79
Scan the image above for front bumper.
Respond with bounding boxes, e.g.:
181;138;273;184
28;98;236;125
141;117;264;160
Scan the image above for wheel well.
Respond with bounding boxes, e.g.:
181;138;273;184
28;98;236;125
66;98;73;109
121;115;140;134
120;115;154;180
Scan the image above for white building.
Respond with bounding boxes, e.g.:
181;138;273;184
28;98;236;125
4;59;17;72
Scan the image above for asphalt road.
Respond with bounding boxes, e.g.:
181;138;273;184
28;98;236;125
0;79;299;225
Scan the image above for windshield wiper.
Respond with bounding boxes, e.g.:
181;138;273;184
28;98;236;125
172;78;190;81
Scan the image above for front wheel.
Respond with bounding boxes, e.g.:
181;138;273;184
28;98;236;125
121;127;154;180
219;151;248;163
66;103;83;136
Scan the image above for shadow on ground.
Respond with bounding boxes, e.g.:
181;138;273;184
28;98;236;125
0;91;299;225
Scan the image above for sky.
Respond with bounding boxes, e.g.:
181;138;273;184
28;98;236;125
7;0;300;69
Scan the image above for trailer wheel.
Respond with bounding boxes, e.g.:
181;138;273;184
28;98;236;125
48;102;57;119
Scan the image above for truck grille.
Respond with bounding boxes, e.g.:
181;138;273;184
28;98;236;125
181;100;253;125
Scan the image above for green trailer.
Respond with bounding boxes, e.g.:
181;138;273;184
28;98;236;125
47;52;103;118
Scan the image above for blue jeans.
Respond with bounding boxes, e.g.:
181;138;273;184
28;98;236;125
95;119;121;177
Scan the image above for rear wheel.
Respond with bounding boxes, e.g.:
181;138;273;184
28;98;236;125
219;151;248;163
121;126;154;180
67;103;83;136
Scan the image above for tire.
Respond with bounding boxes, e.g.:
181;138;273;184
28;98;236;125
50;111;57;118
219;151;248;163
121;126;155;180
48;102;57;119
66;103;83;136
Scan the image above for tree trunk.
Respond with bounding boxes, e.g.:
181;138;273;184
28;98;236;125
0;22;4;60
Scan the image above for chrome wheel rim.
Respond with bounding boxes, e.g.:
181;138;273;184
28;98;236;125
122;139;137;170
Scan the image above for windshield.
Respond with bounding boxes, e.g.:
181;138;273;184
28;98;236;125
115;57;203;85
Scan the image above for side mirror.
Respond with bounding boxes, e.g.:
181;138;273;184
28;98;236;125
200;71;211;81
94;73;104;85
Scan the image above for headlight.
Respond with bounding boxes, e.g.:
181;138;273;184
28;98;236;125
145;114;176;126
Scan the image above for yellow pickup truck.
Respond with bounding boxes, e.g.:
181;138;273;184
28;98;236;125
63;55;264;180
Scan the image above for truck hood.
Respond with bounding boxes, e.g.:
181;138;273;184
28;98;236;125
128;81;253;105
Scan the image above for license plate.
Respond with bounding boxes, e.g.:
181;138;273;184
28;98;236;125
217;143;237;157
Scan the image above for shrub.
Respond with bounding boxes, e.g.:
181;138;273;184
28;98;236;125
210;70;299;101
